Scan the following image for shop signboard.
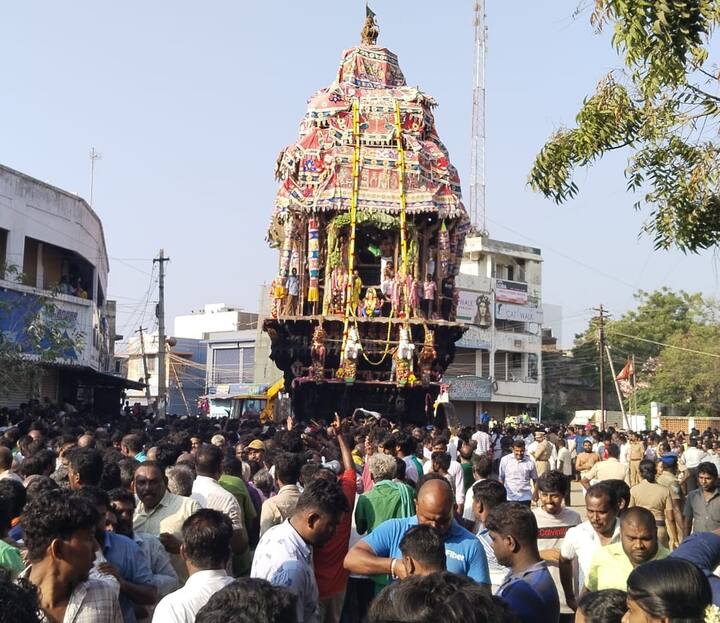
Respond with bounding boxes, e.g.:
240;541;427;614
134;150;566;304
495;279;528;304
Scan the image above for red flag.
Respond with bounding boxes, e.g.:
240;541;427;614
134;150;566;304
616;358;634;381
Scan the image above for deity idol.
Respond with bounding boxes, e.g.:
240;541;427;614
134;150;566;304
342;326;362;384
394;326;415;386
418;328;437;387
310;326;326;382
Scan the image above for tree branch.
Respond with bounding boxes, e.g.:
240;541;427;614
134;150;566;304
687;84;720;103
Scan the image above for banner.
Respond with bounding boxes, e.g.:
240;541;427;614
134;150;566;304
457;325;492;349
444;375;493;401
495;279;528;304
495;302;543;324
456;290;492;327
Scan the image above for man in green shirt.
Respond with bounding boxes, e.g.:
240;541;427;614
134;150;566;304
459;441;476;493
219;456;258;576
356;453;415;535
0;501;24;579
585;506;669;592
355;452;415;593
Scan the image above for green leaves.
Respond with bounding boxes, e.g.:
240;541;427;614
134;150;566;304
529;75;641;203
571;288;719;414
530;0;720;252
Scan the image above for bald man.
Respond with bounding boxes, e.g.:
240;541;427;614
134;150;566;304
77;433;96;448
585;506;669;592
344;477;491;586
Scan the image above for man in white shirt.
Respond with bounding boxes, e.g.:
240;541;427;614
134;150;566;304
619;433;630;466
462;455;493;529
559;482;621;611
684;438;706;467
252;478;350;623
580;443;629;489
422;436;465;510
152;509;235;623
498;439;537;504
471;425;492;457
190;444;248;556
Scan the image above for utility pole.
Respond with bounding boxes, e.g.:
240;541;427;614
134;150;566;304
470;0;488;235
593;305;609;430
154;249;170;418
136;326;153;407
89;147;101;207
605;344;630;430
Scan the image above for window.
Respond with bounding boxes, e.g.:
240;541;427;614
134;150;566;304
495;319;525;333
494;351;508;381
480;349;490;378
528;353;539;380
0;228;7;277
242;348;255;383
445;349;476;376
213;348;241;384
212;346;254;384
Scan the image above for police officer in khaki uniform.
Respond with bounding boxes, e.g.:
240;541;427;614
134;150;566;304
629;459;681;549
628;432;645;487
532;430;552;478
656;454;685;548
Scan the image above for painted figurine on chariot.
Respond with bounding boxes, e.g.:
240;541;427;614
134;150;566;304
394;325;415;386
342;325;361;384
310;326;326;382
350;270;363;316
329;265;348;315
362;287;381;317
418;329;437;387
380;264;394;317
271;274;286;318
408;273;421;317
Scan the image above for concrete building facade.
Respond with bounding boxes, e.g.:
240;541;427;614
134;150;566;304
0;164;133;411
174;303;258;340
124;333;206;416
444;235;543;425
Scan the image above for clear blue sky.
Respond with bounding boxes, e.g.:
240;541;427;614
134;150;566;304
2;1;717;348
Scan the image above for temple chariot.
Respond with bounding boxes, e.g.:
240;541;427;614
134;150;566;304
263;11;470;422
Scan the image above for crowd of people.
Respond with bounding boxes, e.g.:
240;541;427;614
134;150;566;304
1;399;720;623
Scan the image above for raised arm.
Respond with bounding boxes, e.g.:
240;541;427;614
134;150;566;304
333;412;354;473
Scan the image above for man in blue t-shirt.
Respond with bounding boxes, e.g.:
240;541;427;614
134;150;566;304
344;478;490;586
486;501;559;623
670;531;720;606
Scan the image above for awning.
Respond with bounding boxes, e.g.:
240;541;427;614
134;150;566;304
43;362;145;390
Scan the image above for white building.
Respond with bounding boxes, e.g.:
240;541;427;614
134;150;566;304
174;303;258;339
124;332;206;416
443;235;543;424
0;164;136;410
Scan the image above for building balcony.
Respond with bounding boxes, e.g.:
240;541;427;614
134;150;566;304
0;278;110;372
494;378;542;401
493;330;541;352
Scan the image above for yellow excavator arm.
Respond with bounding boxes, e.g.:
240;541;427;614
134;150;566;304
259;377;285;423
